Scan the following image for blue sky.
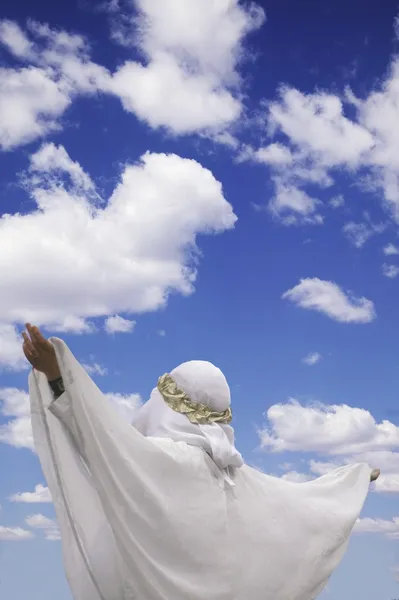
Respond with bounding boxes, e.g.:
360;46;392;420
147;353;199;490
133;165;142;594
1;0;399;598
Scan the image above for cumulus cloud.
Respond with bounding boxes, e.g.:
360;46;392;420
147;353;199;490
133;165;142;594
108;0;264;134
10;484;52;503
382;264;399;279
0;388;33;449
0;324;27;371
329;195;344;209
259;400;399;455
260;403;399;493
0;526;34;540
104;392;142;422
83;362;108;376
0;21;111;150
0;2;266;147
302;352;322;366
282;278;376;323
248;143;293;166
45;317;96;334
0;145;235;363
30;142;96;192
0;66;71;151
343;220;385;248
0;20;33;58
383;243;399;256
25;513;60;541
111;55;241;134
351;450;399;493
268;88;374;168
269;181;322;226
354;517;399;538
239;23;399;227
105;315;136;333
277;450;399;494
0;386;141;449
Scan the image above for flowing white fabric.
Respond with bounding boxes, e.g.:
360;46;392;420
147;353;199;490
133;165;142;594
29;338;372;600
132;360;244;472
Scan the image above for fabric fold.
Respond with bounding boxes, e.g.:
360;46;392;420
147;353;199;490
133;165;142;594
29;338;372;600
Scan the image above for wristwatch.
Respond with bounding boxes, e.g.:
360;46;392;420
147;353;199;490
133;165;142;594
48;376;65;399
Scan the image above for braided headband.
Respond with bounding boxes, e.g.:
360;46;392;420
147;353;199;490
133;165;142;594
157;373;232;425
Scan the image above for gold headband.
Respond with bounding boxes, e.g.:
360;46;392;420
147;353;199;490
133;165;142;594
157;373;232;425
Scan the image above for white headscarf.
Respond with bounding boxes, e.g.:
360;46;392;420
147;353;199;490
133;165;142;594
131;360;243;472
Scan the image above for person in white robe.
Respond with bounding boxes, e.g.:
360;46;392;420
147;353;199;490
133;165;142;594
23;323;379;600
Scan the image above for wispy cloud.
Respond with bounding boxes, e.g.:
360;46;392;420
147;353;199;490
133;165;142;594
283;278;376;323
302;352;322;366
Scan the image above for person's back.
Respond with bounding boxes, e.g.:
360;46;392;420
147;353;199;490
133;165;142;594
25;328;372;600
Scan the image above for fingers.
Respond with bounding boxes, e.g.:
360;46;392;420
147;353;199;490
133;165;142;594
23;325;41;358
22;332;38;360
26;323;49;350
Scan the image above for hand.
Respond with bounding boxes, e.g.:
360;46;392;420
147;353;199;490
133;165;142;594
370;468;380;482
22;323;61;380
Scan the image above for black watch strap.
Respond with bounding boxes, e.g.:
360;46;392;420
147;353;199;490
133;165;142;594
48;376;65;399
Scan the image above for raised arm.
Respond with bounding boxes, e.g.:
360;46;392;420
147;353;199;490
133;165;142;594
22;323;65;398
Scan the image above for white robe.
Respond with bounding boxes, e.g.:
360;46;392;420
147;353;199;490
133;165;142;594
29;338;371;600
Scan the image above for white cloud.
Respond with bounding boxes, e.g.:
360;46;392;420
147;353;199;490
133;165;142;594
358;58;399;220
0;20;33;58
374;474;399;493
157;329;166;337
0;388;33;449
282;278;376;323
269;181;322;226
0;20;111;150
353;450;399;493
0;324;28;371
0;386;141;449
354;517;399;538
0;146;236;352
269;88;374;169
253;143;293;165
25;513;60;541
267;442;399;494
0;5;266;144
343;220;385;248
0;66;71;151
105;315;136;334
112;56;241;134
30;142;96;192
44;316;96;334
0;526;34;540
24;20;111;94
83;362;108;377
382;263;399;278
302;352;322;366
245;40;399;226
105;392;142;422
329;195;344;209
259;400;399;455
383;243;399;256
109;0;265;134
10;484;52;503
